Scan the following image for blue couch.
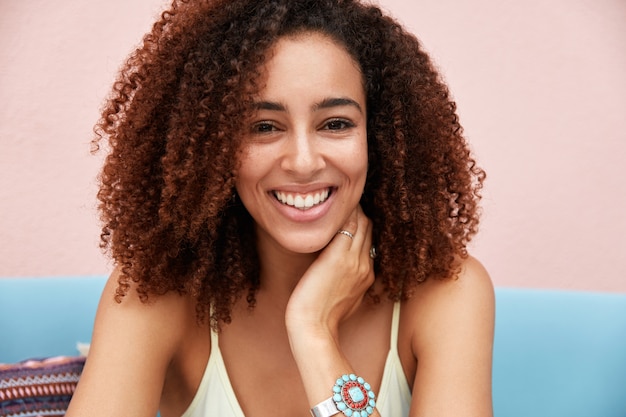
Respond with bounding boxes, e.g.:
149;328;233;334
493;288;626;417
1;277;625;417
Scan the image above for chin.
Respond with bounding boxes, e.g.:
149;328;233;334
276;233;332;255
285;241;328;255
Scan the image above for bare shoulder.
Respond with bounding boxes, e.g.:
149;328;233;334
399;255;495;416
95;268;197;336
66;268;198;417
403;255;494;328
91;268;197;355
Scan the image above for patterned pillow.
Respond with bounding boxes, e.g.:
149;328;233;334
0;356;85;417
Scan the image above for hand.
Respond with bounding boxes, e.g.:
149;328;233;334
285;205;375;340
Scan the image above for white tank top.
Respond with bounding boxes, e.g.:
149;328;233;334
181;303;411;417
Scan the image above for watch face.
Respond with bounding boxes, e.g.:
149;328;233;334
332;374;376;416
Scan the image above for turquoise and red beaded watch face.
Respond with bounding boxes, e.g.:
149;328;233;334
333;374;376;417
343;381;368;407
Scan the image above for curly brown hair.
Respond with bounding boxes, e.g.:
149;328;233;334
94;0;485;328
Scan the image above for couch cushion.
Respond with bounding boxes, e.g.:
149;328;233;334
493;289;626;417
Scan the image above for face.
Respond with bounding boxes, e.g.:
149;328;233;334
235;32;368;255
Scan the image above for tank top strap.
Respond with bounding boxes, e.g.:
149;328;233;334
210;324;220;347
389;302;401;350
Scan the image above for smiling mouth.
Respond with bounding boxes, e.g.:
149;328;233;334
273;188;332;210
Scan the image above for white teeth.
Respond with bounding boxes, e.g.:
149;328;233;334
274;189;330;210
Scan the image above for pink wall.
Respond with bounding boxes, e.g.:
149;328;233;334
1;0;625;292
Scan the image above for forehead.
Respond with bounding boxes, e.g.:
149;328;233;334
271;32;360;69
255;32;365;100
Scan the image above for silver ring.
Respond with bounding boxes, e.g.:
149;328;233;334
337;230;354;240
369;246;378;259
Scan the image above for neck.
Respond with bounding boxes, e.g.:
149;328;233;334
255;234;319;306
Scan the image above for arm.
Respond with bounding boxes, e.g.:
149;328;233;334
286;206;381;416
66;269;189;417
407;256;495;417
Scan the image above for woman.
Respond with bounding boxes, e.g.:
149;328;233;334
67;0;494;416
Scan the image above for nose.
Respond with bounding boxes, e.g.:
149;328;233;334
280;129;326;177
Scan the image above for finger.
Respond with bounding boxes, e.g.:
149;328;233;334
341;205;370;259
334;207;359;245
358;212;375;285
350;209;375;285
352;206;370;251
356;206;376;265
363;215;373;259
361;217;375;272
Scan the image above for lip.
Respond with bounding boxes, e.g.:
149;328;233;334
268;186;336;222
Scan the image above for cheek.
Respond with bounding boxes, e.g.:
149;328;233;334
356;160;368;193
352;139;369;187
234;151;255;196
350;150;367;177
234;147;270;202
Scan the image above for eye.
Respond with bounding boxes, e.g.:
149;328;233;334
251;121;278;134
323;118;354;131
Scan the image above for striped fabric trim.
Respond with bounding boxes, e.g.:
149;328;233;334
0;356;85;417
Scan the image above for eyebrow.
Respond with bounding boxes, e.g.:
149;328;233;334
253;101;286;111
252;97;363;114
314;97;363;114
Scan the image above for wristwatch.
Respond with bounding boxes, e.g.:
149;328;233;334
310;374;376;417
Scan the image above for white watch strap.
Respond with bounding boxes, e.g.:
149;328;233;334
310;397;340;417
